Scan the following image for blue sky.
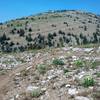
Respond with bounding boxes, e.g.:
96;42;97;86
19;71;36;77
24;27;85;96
0;0;100;22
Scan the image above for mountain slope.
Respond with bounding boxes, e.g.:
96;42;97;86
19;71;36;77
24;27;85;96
0;10;100;52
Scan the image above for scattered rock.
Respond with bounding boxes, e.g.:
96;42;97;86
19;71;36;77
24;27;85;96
83;48;93;52
68;88;78;96
26;85;39;92
77;87;93;96
0;47;100;100
75;96;90;100
65;84;71;88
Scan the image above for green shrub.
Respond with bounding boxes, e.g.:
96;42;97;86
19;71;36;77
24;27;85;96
96;72;100;77
63;68;69;74
0;70;6;75
74;60;85;68
52;59;65;65
37;64;47;74
82;75;95;87
21;69;28;76
31;89;41;98
91;61;100;69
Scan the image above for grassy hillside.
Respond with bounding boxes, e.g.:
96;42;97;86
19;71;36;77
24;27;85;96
0;10;100;52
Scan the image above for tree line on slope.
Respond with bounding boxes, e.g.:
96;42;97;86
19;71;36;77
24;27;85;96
0;30;100;52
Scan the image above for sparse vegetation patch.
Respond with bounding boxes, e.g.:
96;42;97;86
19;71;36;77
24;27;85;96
82;75;95;87
74;60;85;68
52;59;65;65
37;64;47;74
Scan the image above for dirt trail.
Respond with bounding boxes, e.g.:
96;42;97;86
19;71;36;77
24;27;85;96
0;51;58;100
0;56;40;98
0;63;29;99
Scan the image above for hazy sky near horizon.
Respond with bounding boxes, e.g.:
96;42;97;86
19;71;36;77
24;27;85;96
0;0;100;22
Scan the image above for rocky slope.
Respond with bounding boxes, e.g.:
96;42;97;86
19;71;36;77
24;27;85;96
0;46;100;100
